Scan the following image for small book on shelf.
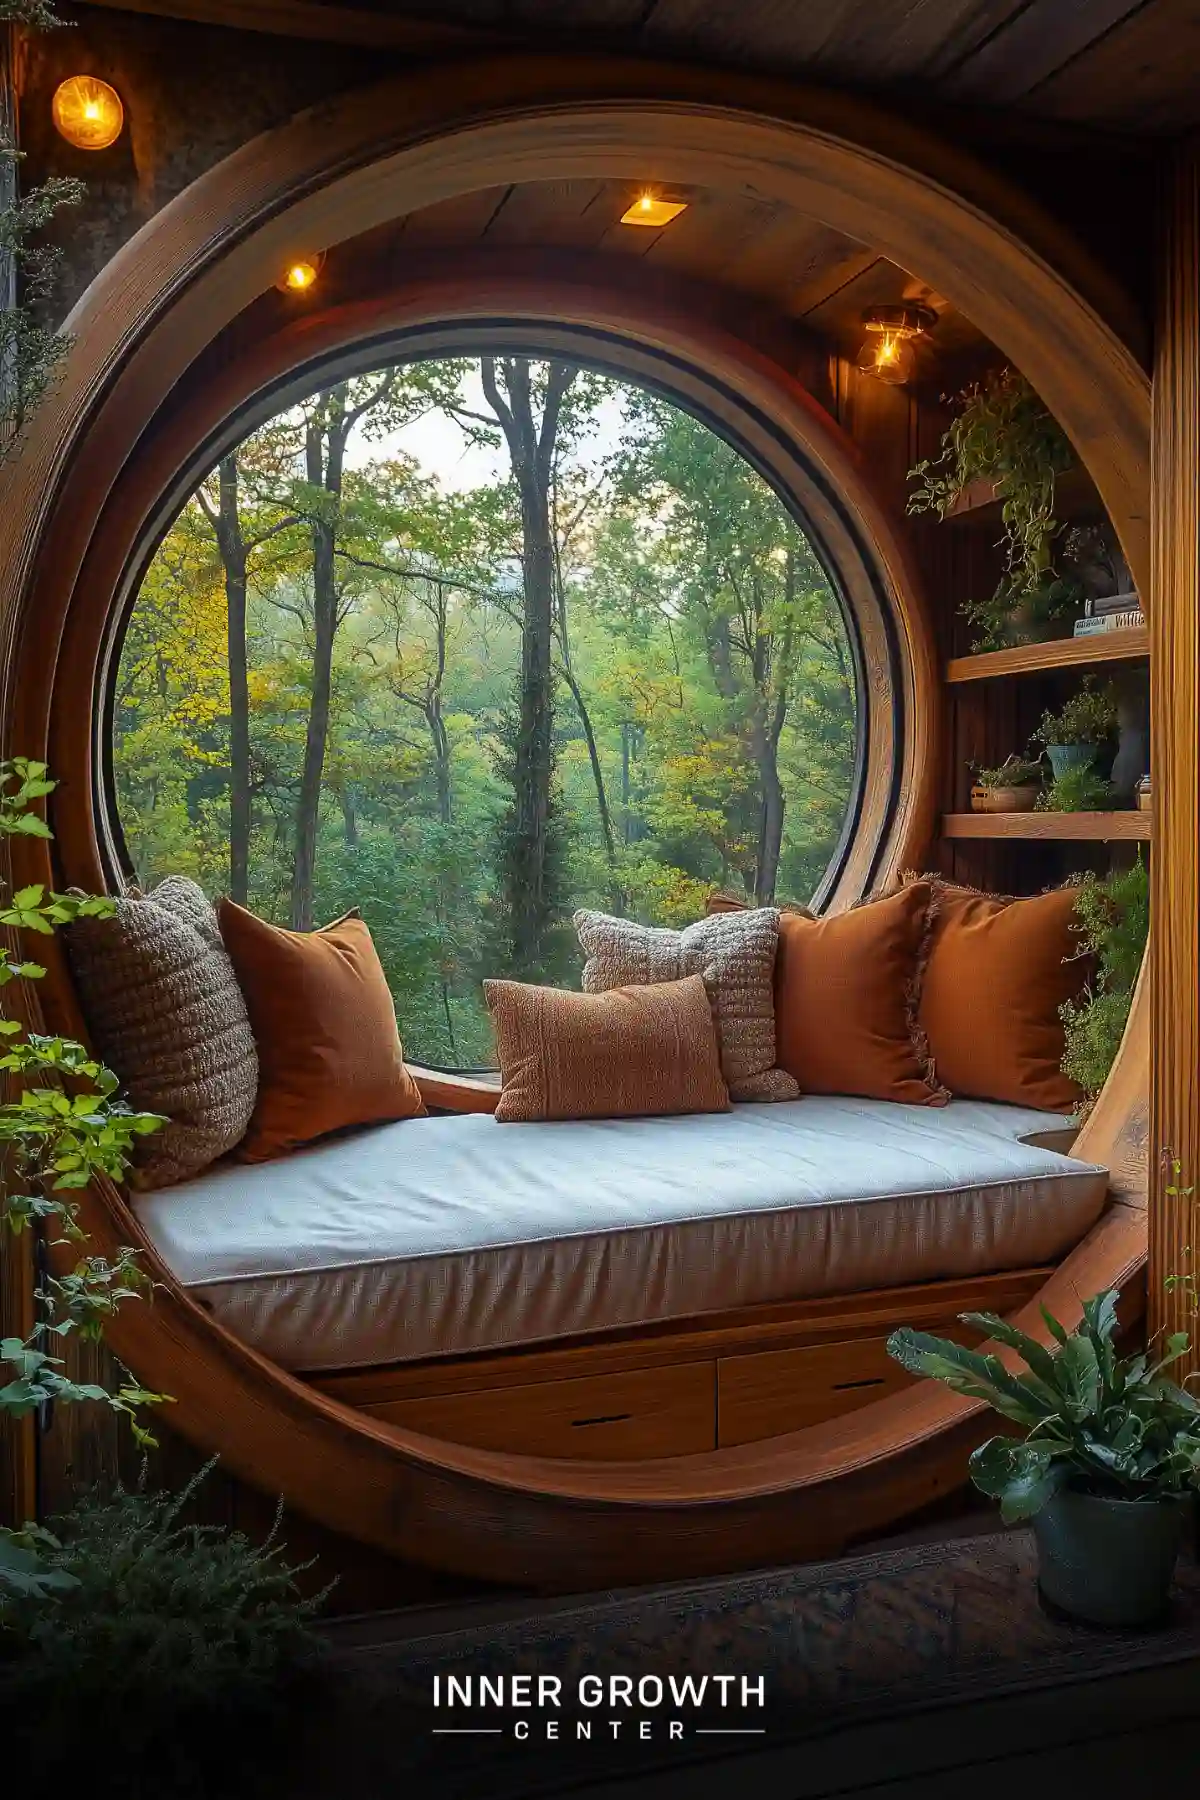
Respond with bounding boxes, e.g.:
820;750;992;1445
1073;608;1144;638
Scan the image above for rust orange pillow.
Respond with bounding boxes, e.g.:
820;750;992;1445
217;901;425;1160
918;882;1088;1111
773;885;947;1104
484;974;729;1122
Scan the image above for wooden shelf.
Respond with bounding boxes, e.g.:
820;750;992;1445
942;811;1151;841
946;625;1148;682
944;464;1102;524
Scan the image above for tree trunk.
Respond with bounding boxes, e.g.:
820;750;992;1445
480;356;576;971
340;785;358;847
290;386;349;930
218;457;253;906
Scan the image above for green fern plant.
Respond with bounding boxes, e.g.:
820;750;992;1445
0;1461;331;1789
888;1288;1200;1523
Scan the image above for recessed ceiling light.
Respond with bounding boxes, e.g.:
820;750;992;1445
620;190;689;228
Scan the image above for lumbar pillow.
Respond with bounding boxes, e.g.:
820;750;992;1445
66;875;259;1188
485;974;729;1123
912;876;1089;1112
573;906;798;1102
217;900;425;1161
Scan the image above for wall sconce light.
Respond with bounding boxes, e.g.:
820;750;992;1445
275;251;326;294
619;188;689;228
856;304;936;385
51;75;124;151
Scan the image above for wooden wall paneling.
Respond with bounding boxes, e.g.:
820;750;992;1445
1148;139;1200;1347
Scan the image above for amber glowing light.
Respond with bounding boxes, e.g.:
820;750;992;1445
276;252;326;294
620;189;688;228
51;75;124;151
855;304;936;386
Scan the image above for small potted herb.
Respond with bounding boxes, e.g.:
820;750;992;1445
970;754;1045;813
1035;764;1115;813
888;1289;1200;1627
1034;677;1118;780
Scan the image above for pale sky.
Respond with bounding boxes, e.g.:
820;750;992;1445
346;361;632;493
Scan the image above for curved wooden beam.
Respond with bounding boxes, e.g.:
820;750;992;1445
0;58;1151;1586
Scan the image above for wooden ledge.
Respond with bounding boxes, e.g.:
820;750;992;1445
409;1064;500;1114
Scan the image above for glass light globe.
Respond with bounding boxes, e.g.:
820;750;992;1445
856;330;916;385
52;76;124;151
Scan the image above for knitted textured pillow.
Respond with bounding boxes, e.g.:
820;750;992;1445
66;875;259;1188
485;974;729;1122
574;906;798;1102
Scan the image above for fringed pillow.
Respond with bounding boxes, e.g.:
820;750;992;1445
770;885;948;1105
574;906;798;1102
904;874;1089;1111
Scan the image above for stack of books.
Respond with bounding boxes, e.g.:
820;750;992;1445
1072;593;1144;637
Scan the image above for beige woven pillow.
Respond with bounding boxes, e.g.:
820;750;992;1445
67;876;258;1188
574;907;799;1102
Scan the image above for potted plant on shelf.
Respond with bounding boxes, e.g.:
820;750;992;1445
1034;677;1118;780
1036;764;1115;813
888;1289;1200;1627
907;367;1084;651
969;754;1045;813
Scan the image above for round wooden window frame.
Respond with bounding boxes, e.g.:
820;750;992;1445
0;56;1151;1589
89;282;932;923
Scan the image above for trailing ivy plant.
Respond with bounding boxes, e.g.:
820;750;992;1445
1059;855;1150;1104
888;1288;1200;1523
0;0;85;462
907;367;1080;651
0;759;167;1597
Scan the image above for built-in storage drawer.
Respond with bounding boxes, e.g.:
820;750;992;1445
717;1336;911;1447
364;1360;716;1460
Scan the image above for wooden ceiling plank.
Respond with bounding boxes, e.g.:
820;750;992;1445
71;0;501;51
639;190;786;279
715;212;867;305
942;0;1157;103
1028;0;1200;132
643;0;1028;82
391;185;512;247
807;0;1029;83
482;178;617;248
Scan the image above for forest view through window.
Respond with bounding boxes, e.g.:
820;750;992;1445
114;354;858;1066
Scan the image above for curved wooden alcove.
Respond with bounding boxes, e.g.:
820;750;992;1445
0;55;1151;1589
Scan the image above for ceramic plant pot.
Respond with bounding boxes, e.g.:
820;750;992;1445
1032;1487;1192;1627
1045;743;1099;780
970;784;1040;814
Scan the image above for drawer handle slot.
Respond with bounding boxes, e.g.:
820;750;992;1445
571;1412;632;1429
832;1377;887;1393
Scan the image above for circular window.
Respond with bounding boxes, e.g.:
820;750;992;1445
111;351;859;1068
